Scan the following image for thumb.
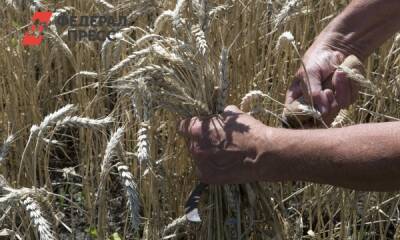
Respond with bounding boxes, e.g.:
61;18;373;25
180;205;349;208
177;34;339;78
321;89;340;125
332;69;356;108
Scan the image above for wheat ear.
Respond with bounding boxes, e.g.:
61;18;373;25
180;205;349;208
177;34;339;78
38;104;77;138
191;24;208;56
116;163;141;230
99;127;125;188
55;116;114;129
0;186;54;240
95;0;114;9
0;135;15;163
240;90;267;112
21;196;55;240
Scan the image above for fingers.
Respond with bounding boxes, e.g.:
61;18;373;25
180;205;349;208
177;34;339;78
332;70;352;108
311;89;331;115
332;69;360;108
306;71;330;115
178;117;201;138
178;115;223;140
321;89;340;125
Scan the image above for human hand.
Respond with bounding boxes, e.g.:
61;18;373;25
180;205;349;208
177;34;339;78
178;105;271;184
285;45;360;125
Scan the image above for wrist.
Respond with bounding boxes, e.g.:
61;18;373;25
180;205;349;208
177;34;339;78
251;127;295;182
311;0;400;61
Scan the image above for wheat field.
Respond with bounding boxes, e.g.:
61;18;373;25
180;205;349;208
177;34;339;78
0;0;400;239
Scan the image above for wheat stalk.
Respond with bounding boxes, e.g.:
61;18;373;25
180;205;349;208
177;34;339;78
217;47;229;112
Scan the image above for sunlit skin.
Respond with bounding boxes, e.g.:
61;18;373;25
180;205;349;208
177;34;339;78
180;0;400;192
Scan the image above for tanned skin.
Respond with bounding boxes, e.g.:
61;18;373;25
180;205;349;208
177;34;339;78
179;0;400;192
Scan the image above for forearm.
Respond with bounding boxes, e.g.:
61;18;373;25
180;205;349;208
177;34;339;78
313;0;400;60
258;122;400;191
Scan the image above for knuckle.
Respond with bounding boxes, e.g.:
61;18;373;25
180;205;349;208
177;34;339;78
190;125;203;138
332;51;345;63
